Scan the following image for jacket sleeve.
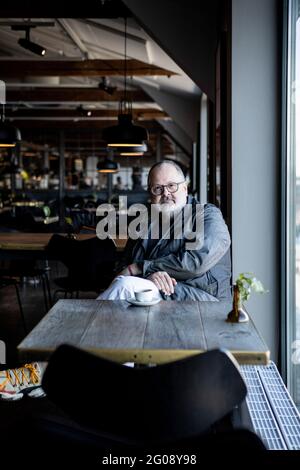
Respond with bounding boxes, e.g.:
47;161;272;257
114;238;138;274
142;205;231;281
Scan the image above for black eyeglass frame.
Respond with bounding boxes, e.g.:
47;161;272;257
149;180;186;196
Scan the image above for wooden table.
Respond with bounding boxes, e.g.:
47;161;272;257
18;299;270;365
0;232;127;252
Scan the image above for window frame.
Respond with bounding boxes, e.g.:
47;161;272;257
282;0;300;403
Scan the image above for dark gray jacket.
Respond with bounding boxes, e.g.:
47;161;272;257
119;197;232;301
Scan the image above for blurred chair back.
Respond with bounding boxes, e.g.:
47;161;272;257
63;195;85;209
67;209;97;233
46;234;116;292
42;345;248;446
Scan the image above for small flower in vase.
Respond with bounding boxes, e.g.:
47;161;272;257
227;273;268;323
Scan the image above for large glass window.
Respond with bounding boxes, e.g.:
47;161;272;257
286;0;300;407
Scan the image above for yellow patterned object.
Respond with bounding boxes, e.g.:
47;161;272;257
0;363;45;400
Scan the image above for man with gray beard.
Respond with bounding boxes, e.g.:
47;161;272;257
98;160;231;301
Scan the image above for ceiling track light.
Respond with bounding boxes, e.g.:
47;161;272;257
76;105;92;117
13;25;46;56
98;77;117;96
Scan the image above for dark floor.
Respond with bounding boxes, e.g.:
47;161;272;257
0;260;98;367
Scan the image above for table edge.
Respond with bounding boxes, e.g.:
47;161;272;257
18;347;270;365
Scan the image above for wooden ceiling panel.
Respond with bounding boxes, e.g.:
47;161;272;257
6;88;152;103
6;108;169;120
11;119;161;130
0;59;176;77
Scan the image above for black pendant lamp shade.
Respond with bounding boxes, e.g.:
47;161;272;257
102;18;148;151
97;159;118;173
0;121;21;147
119;143;148;156
103;113;148;148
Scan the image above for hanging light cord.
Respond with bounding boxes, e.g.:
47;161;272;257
121;17;131;115
124;16;127;105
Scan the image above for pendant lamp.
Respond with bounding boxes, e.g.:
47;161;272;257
97;159;119;174
102;18;148;150
119;143;148;156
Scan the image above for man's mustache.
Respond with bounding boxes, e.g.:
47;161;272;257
159;196;175;204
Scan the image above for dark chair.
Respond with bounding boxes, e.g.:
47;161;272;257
84;200;97;209
63;195;85;210
0;258;52;313
0;276;27;332
67;209;97;234
46;234;116;299
42;345;266;453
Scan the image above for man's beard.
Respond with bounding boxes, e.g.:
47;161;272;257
153;196;186;214
149;200;186;240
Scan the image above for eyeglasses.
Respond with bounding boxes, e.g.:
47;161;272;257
149;181;186;196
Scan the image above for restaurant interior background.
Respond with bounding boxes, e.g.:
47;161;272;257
1;0;300;412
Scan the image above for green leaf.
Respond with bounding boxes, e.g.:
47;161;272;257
252;279;264;292
235;272;268;303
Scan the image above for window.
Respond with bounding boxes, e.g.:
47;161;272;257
285;0;300;407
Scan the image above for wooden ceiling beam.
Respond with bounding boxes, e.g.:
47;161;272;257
0;60;176;77
6;108;169;120
6;88;152;103
0;1;131;18
11;119;162;130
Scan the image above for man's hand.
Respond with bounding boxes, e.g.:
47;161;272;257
117;263;142;277
147;271;177;296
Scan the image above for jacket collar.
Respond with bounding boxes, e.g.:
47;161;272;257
139;195;197;256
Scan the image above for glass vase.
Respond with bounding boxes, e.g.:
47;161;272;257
227;284;249;323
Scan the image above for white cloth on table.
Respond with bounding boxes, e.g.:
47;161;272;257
97;275;161;301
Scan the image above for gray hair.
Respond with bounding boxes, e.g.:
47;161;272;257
147;160;186;188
